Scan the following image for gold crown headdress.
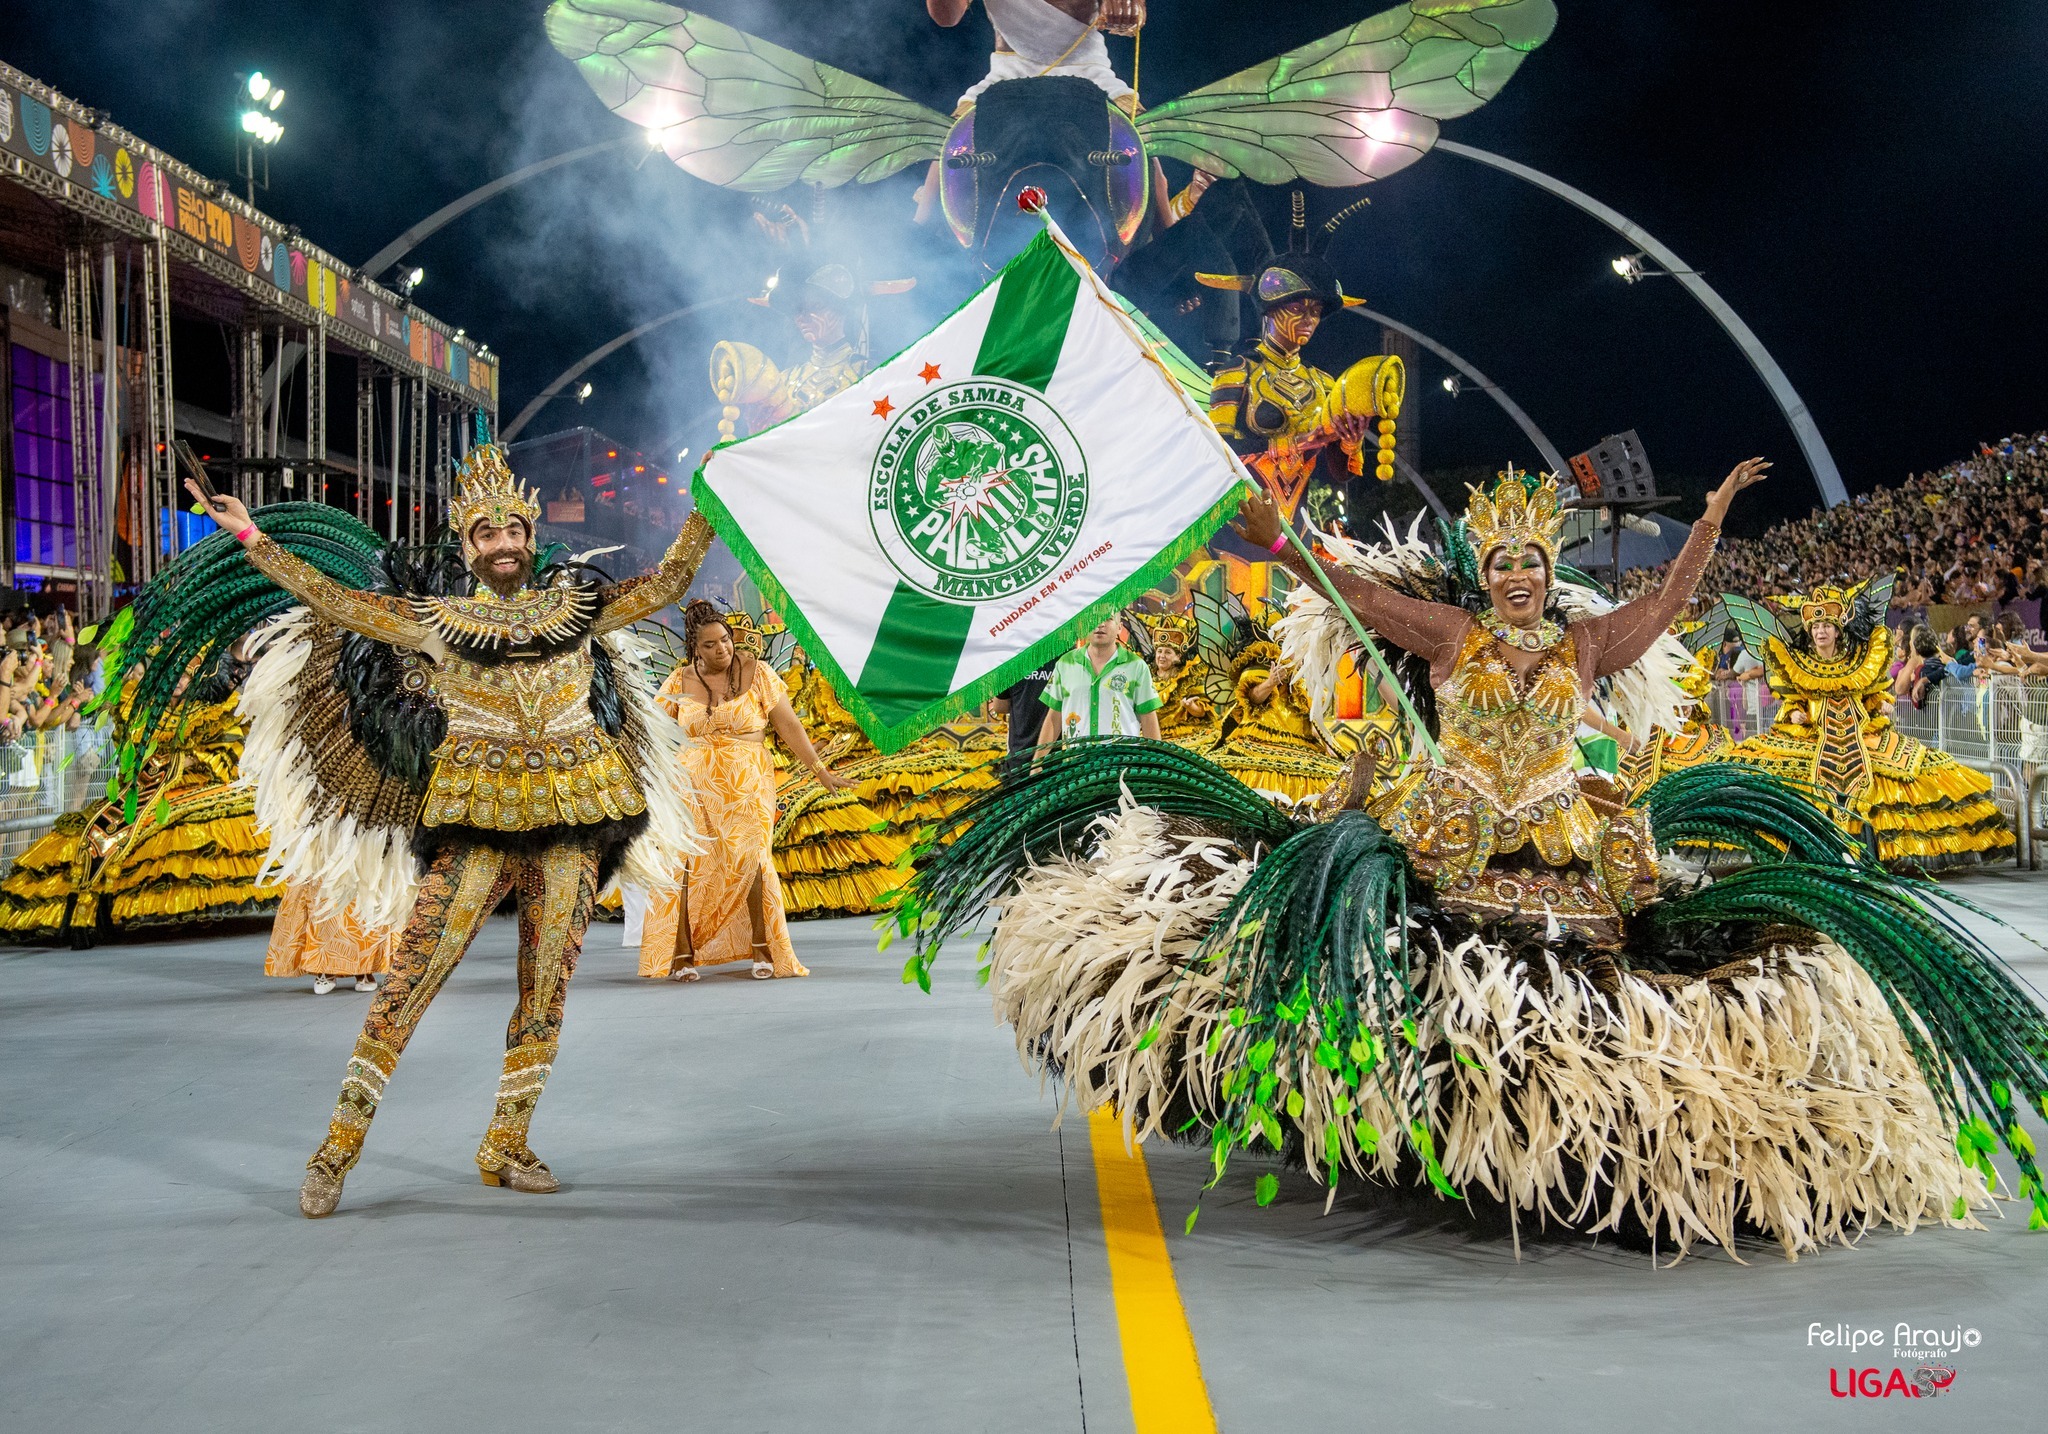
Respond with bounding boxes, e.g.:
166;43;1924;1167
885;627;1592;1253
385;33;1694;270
451;444;541;561
1139;612;1197;650
1464;464;1563;569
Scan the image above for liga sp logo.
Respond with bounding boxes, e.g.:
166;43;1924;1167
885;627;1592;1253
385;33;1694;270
870;378;1088;604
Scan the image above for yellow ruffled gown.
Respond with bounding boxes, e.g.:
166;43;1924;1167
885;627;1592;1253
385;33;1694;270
1619;649;1734;796
771;661;914;917
1204;640;1342;803
1724;628;2013;868
0;695;280;944
1153;654;1222;750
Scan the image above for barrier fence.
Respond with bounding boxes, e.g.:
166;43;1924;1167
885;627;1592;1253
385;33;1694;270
0;727;114;867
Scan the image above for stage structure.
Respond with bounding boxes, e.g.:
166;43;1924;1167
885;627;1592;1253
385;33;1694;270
0;60;501;617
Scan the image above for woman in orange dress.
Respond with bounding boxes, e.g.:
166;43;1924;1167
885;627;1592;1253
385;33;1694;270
640;601;850;980
264;884;396;994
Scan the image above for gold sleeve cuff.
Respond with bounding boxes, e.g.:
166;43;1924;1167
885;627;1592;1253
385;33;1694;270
243;537;429;648
596;512;714;634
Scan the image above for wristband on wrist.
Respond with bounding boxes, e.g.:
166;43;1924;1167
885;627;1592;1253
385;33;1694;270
1267;530;1289;555
235;525;257;543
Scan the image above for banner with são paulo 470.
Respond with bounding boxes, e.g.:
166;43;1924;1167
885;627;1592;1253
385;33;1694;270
692;221;1250;754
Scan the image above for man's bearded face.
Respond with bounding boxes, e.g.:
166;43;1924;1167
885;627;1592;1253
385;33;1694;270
469;518;534;591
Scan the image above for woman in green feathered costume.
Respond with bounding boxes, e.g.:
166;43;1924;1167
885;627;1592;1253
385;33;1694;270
892;465;2048;1259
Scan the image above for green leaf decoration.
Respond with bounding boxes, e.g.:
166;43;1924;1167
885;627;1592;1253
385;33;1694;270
1353;1118;1380;1153
1953;1196;1969;1221
1184;1207;1200;1235
1254;1173;1278;1208
122;789;137;825
1247;1037;1276;1072
1453;1049;1487;1072
1259;1110;1283;1149
975;965;991;989
1284;1090;1304;1120
153;795;170;826
899;951;918;985
1136;1023;1161;1053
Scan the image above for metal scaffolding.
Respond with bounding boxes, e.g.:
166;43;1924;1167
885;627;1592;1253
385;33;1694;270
0;58;500;610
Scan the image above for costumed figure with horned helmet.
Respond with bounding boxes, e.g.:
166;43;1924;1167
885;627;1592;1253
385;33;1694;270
1717;577;2014;869
164;445;709;1217
889;456;2048;1257
1200;195;1405;525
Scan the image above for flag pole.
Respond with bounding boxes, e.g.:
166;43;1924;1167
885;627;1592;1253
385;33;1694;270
1025;194;1442;767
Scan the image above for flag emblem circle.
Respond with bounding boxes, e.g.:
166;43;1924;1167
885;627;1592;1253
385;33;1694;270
869;379;1089;603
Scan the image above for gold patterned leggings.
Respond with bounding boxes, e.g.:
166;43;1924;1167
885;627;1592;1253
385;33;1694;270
308;834;605;1180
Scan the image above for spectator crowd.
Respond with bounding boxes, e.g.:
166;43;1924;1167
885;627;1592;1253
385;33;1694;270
0;607;102;744
1618;431;2048;612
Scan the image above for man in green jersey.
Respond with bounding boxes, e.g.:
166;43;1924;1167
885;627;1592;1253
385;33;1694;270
1037;616;1162;746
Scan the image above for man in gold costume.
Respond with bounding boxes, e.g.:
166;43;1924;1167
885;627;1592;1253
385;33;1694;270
187;446;709;1216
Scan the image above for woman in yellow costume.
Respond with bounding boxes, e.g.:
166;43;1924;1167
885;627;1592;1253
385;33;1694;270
641;601;851;980
1136;612;1219;748
1617;620;1733;795
1719;577;2013;869
772;645;1002;913
1190;584;1342;803
0;660;278;946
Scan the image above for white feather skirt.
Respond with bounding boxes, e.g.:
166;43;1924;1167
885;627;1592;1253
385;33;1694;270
986;801;1984;1259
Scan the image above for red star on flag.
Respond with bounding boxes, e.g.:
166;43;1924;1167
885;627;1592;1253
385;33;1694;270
872;396;895;419
918;362;942;384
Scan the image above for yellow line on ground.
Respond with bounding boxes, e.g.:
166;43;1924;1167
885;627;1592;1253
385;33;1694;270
1087;1108;1218;1434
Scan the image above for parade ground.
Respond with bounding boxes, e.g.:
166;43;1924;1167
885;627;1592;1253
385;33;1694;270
0;875;2040;1434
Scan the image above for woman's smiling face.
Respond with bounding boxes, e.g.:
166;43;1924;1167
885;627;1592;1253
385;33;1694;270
1485;545;1549;627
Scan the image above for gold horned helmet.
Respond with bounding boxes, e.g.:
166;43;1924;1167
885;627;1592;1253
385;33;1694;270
1465;465;1564;571
1765;584;1853;630
721;609;764;657
450;444;541;563
1140;612;1197;652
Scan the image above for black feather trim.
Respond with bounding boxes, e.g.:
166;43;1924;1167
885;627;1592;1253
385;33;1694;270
338;632;444;789
588;641;625;736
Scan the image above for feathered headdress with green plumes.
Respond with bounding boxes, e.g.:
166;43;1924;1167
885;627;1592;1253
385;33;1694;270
102;503;387;763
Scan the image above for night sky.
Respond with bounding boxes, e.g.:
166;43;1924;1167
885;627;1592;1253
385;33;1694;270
5;1;2043;534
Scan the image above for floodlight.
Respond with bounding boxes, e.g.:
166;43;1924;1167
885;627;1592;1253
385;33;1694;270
575;382;594;402
246;73;271;102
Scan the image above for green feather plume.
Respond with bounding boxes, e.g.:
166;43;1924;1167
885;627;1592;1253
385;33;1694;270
1640;762;1860;866
105;503;386;750
1657;862;2048;1228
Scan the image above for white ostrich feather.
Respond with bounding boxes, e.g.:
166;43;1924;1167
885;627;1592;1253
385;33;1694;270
238;609;420;932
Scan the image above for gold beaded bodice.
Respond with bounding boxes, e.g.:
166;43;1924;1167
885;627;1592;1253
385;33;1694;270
413;646;644;832
1436;623;1583;812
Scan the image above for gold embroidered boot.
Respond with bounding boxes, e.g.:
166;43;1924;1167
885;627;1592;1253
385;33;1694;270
476;1041;560;1194
301;1033;398;1217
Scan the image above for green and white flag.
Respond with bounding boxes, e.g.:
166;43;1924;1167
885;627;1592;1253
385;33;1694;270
693;221;1249;753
